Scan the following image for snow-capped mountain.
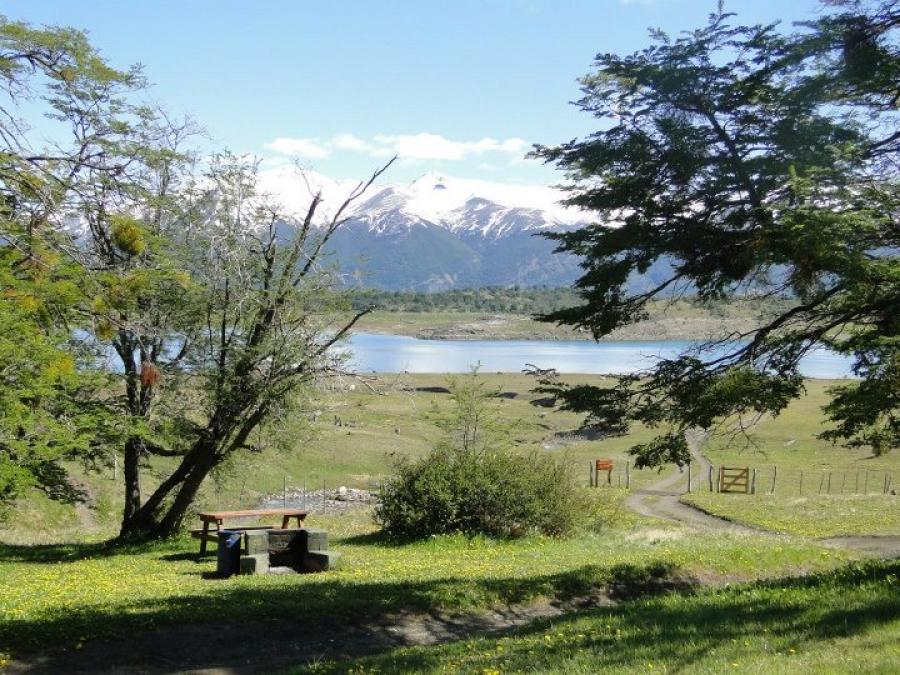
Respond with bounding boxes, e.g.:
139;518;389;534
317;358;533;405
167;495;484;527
261;167;586;233
259;168;593;290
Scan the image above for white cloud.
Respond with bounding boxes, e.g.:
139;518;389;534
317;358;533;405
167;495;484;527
373;133;528;160
265;132;529;162
266;137;332;159
331;133;378;153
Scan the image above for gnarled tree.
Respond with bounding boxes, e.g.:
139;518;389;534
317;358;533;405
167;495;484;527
120;154;394;539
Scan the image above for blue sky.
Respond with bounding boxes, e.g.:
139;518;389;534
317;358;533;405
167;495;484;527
5;0;824;185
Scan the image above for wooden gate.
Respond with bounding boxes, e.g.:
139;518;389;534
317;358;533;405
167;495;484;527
718;466;750;494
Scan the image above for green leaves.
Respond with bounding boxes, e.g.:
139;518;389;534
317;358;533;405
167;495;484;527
0;300;116;506
109;215;146;257
427;368;512;454
537;4;899;464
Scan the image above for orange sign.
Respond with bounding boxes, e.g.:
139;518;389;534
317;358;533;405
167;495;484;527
595;459;613;472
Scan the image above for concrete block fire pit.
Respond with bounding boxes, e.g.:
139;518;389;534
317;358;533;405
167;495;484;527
236;527;340;575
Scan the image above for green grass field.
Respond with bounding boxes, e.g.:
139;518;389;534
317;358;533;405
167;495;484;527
683;494;900;538
678;380;899;537
353;298;773;342
1;374;897;543
299;559;900;674
0;373;897;671
0;502;855;661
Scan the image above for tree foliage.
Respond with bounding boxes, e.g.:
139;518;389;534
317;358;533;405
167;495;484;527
535;2;899;463
0;18;130;512
0;16;392;538
0;270;113;507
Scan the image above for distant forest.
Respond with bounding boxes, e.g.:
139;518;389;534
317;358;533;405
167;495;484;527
348;287;788;318
347;287;578;314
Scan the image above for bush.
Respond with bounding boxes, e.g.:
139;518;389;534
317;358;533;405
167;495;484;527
376;369;580;538
375;447;579;538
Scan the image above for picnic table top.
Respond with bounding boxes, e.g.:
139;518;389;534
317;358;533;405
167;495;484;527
199;508;309;522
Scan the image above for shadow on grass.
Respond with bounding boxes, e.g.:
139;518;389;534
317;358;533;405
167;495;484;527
340;530;413;546
302;560;900;674
2;557;693;665
0;534;202;565
5;545;899;674
158;550;209;562
0;538;156;563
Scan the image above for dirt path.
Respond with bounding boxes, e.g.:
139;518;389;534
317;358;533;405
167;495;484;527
819;535;900;557
624;429;762;534
623;429;900;557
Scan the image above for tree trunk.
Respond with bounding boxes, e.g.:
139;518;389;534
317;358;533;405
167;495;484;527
116;334;152;537
151;453;216;538
117;434;203;540
120;435;144;532
119;405;268;540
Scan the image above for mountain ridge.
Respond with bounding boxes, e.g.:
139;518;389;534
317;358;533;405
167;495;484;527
263;169;593;290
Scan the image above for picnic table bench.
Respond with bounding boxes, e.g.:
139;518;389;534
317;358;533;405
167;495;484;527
193;508;309;555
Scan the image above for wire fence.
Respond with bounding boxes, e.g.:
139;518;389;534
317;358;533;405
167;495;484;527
584;460;895;497
704;464;895;496
231;464;894;513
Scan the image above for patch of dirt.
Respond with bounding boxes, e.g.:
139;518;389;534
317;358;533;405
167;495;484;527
819;535;900;558
6;598;589;675
414;386;451;394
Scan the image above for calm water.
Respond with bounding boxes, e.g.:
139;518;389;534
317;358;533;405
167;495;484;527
343;333;855;378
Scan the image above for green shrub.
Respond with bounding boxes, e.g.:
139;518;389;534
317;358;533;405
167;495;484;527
376;369;580;538
375;447;580;538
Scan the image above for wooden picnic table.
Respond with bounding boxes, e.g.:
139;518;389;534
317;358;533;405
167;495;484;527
194;508;309;555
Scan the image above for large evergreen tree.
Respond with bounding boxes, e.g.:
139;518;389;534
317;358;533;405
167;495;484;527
535;2;899;463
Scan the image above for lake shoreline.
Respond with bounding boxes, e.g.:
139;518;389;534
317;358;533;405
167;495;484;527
354;310;764;343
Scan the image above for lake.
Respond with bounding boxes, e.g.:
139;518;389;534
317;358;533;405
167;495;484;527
343;333;855;379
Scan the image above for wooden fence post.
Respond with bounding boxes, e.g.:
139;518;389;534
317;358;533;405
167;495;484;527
864;470;869;495
840;472;846;494
827;471;832;494
751;468;757;495
771;466;777;495
708;465;714;492
589;461;594;488
799;470;803;496
687;461;691;493
625;461;630;489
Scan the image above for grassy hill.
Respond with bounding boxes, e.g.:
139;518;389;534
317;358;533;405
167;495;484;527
2;375;895;544
1;373;897;671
